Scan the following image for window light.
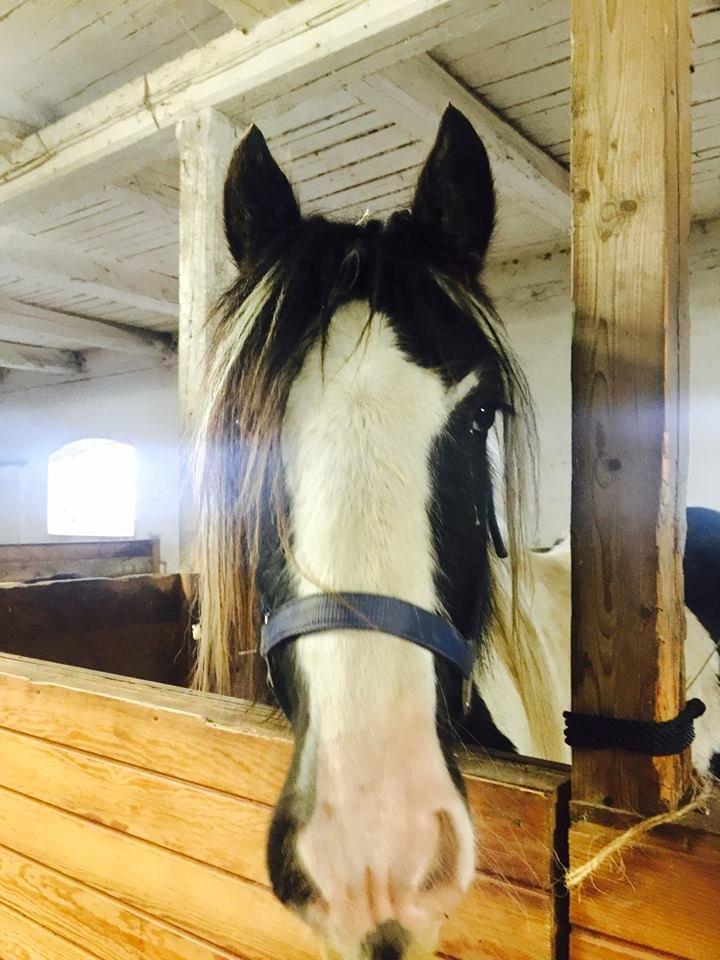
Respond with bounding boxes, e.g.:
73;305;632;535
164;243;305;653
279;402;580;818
47;439;137;537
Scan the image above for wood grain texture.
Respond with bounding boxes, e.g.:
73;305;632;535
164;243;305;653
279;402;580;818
0;341;82;374
0;657;293;806
0;721;567;895
0;786;318;960
0;846;244;960
0;575;190;684
0;0;505;217
352;54;570;229
176;107;237;574
465;765;567;891
0;785;561;960
0;899;100;960
571;929;686;960
443;876;554;960
0;726;271;884
0;655;568;879
0;655;569;960
0;776;560;960
569;808;720;960
0;226;178;315
207;0;295;30
0;538;159;582
570;0;693;811
0;294;174;355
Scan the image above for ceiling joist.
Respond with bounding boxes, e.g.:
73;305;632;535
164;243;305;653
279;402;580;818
0;297;175;357
0;341;83;375
0;229;178;317
351;55;570;231
207;0;292;30
0;0;522;216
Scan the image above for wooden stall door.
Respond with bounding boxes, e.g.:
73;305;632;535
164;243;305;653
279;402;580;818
0;574;190;684
0;655;570;960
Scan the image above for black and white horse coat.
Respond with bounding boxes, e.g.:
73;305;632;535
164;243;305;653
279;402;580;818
467;506;720;777
195;104;719;960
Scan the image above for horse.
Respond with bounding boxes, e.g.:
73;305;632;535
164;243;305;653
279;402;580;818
465;506;720;776
193;106;719;960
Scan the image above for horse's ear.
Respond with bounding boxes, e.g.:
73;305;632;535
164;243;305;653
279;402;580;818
224;124;300;268
412;105;495;270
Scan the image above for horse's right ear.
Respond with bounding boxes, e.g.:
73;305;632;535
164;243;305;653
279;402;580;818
224;124;301;268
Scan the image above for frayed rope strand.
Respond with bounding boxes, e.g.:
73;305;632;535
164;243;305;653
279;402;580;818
565;781;712;891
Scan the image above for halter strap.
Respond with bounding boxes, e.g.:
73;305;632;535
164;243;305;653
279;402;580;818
261;592;475;678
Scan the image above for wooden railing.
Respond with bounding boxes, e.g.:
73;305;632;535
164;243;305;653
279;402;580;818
0;655;570;960
0;537;160;583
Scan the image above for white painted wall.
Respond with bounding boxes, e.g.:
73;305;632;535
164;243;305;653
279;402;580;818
0;362;181;571
486;217;720;544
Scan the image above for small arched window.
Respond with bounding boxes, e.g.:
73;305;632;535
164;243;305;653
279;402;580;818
47;439;137;537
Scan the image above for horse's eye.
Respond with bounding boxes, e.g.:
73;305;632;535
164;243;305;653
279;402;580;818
471;406;496;434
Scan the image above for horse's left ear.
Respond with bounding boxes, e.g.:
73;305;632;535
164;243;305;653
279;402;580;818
224;124;301;269
412;105;495;271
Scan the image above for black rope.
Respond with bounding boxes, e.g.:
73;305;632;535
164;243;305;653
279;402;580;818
563;698;706;756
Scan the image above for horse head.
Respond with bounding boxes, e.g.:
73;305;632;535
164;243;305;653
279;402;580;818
194;105;533;959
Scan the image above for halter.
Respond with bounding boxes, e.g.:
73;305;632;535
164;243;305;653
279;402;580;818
261;592;476;716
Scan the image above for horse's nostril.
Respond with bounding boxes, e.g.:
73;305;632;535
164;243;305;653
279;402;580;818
361;920;409;960
419;810;460;893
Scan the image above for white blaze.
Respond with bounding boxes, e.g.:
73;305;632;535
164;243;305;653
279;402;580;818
281;300;475;950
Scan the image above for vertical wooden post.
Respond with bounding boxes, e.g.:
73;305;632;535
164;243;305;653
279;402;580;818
570;0;692;813
176;108;238;573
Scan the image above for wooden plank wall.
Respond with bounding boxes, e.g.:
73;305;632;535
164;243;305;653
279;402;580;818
570;0;692;812
569;800;720;959
0;655;569;960
0;537;160;582
0;574;189;685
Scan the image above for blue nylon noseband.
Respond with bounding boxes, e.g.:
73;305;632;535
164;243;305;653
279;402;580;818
261;592;475;714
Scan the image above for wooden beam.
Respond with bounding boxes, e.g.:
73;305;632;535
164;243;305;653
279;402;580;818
0;0;512;216
176;108;238;572
0;128;178;226
0;341;83;374
0;296;174;357
0;87;49;128
352;55;570;230
0;229;178;316
0;118;32;158
207;0;293;30
570;0;692;813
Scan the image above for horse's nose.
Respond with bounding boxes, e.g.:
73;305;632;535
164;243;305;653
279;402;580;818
269;768;475;955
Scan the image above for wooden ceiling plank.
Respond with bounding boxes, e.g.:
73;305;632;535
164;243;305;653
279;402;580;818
0;228;177;316
297;144;426;206
0;296;174;356
289;125;417;183
207;0;294;30
0;0;511;217
310;165;422;217
352;54;570;230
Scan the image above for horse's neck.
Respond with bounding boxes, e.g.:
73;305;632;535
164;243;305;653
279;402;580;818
480;545;572;763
